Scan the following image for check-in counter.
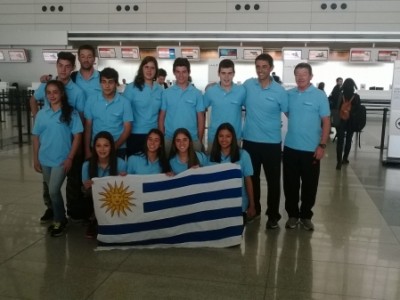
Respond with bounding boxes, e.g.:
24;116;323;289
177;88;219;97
0;82;9;92
357;90;391;107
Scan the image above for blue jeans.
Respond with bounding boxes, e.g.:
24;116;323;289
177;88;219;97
41;165;67;223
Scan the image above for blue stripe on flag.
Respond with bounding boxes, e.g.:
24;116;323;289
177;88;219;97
98;225;243;246
142;169;242;193
99;206;242;235
143;187;242;212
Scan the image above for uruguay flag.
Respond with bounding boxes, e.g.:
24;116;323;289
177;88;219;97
92;163;244;249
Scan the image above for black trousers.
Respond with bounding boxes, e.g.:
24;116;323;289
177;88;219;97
283;146;320;220
242;140;282;220
336;120;354;162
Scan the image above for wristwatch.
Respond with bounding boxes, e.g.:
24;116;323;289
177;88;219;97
318;143;327;149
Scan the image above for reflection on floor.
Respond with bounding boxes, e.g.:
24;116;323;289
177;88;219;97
0;114;399;299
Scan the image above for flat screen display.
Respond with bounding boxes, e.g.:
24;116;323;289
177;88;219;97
8;50;27;62
243;48;262;60
218;48;238;59
98;47;116;59
158;48;176;59
181;48;199;60
121;47;139;59
42;51;58;63
350;50;371;62
308;49;328;61
377;50;398;62
283;50;302;60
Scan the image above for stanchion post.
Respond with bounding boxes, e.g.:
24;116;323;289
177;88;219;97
15;90;23;146
379;108;389;156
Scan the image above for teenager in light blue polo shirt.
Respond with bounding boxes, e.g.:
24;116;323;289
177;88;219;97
81;131;127;239
127;129;171;175
204;59;245;151
32;81;83;237
242;53;288;230
169;128;208;175
84;68;133;159
208;123;255;222
283;63;330;232
123;56;163;156
159;58;205;153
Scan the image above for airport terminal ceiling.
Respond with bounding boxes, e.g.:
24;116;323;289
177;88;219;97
67;31;400;51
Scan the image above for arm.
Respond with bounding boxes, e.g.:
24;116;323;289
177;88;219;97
32;135;42;173
63;133;82;173
115;122;132;149
197;111;205;143
158;110;166;134
245;176;256;217
84;119;93;160
30;95;39;120
314;116;331;160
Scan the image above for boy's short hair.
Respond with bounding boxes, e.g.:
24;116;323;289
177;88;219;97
57;52;76;66
218;59;235;73
255;53;274;68
158;68;167;77
294;62;313;75
100;67;119;83
173;57;190;73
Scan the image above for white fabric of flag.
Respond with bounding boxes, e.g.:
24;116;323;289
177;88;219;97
91;163;244;249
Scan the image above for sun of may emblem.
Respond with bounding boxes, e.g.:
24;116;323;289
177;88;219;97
99;181;135;217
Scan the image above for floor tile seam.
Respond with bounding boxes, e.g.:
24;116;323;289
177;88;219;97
111;268;268;287
83;270;116;300
0;237;46;267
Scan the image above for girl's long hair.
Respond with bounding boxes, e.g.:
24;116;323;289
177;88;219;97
209;122;240;163
88;131;118;179
45;80;73;125
169;128;199;168
133;56;159;91
341;78;358;99
140;128;171;173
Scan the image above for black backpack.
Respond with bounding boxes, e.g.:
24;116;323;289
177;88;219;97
351;104;367;132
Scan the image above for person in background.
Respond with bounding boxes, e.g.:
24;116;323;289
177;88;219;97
32;80;83;237
82;131;127;239
242;53;288;229
169;128;208;175
208;123;256;225
283;62;330;231
156;68;169;89
204;59;246;153
328;77;343;109
84;67;133;159
123;56;163;157
159;58;205;153
30;51;88;223
335;78;361;170
127;128;171;175
317;82;325;93
272;72;282;84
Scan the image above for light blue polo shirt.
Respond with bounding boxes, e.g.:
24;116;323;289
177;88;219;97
84;93;133;147
81;157;127;181
34;80;86;113
169;151;208;174
285;85;330;152
208;149;253;212
243;77;288;143
74;70;102;98
122;83;163;134
161;84;204;141
127;154;163;175
32;107;83;167
204;82;245;143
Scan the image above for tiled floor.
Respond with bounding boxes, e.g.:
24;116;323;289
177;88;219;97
0;111;399;299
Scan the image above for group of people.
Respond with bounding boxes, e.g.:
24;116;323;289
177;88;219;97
31;44;331;239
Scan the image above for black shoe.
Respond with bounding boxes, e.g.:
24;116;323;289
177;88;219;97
50;222;66;237
40;208;53;224
48;219;68;233
342;159;349;164
336;162;342;170
266;218;279;229
85;219;98;239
